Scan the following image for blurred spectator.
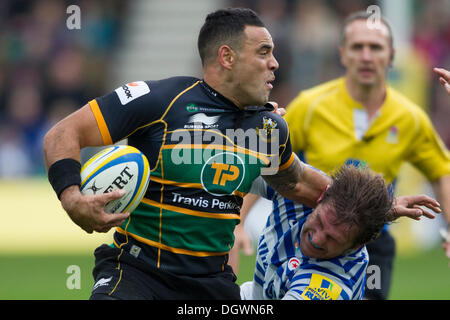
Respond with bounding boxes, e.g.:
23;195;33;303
0;0;129;177
1;0;450;178
0;124;32;178
255;0;296;107
412;0;450;148
289;0;341;91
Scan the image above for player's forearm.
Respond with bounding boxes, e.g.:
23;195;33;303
263;155;331;207
240;193;260;223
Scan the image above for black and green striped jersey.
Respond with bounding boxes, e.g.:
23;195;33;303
89;76;294;275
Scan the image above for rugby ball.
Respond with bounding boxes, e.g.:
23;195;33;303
80;145;150;213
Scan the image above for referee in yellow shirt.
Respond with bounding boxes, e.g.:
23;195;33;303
284;11;450;300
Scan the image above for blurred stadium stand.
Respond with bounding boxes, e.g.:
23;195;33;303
1;0;449;178
111;0;223;83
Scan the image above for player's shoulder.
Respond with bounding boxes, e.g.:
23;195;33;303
257;107;290;134
144;76;201;91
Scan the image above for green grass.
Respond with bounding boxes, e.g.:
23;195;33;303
0;254;95;300
389;245;450;299
0;245;448;300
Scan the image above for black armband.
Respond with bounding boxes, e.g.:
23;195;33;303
48;158;82;199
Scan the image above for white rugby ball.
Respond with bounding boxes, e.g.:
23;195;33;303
80;145;150;213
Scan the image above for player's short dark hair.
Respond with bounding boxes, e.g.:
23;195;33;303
198;8;265;66
340;10;394;49
321;165;393;247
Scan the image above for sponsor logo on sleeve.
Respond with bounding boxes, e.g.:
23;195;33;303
301;274;342;300
287;257;300;271
115;81;150;105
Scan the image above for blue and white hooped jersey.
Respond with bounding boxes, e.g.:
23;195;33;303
247;176;368;300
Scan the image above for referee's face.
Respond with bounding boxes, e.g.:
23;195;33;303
300;203;359;259
339;19;393;88
232;26;279;106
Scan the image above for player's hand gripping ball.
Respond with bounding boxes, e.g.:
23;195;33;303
80;145;150;213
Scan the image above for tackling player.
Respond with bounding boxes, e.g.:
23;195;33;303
240;165;441;300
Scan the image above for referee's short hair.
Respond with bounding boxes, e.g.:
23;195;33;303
198;8;265;66
340;10;394;49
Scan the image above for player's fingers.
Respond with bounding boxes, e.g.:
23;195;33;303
102;189;126;202
396;207;422;220
267;101;279;110
276;107;286;117
434;67;450;80
417;208;436;219
404;195;440;213
419;202;441;214
93;212;129;233
410;204;437;219
102;211;130;225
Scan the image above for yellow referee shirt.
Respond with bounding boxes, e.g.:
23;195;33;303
285;77;450;185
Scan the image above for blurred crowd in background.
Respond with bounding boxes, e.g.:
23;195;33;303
0;0;449;178
0;0;129;177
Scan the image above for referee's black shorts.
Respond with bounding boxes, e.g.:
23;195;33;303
89;244;241;300
364;231;396;300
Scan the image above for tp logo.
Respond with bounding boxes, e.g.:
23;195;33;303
201;152;245;196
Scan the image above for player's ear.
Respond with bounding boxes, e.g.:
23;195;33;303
316;184;330;204
218;45;235;70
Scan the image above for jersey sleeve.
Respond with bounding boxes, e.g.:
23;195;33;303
248;176;269;199
278;116;295;169
88;79;178;145
406;108;450;180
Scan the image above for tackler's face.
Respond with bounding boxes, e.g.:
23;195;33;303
300;202;360;259
232;25;279;106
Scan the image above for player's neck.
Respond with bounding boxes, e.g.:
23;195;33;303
203;67;245;110
345;76;387;120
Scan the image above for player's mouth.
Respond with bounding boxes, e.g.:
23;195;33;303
266;77;275;90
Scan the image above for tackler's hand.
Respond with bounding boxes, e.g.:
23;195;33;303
390;194;441;221
268;101;286;117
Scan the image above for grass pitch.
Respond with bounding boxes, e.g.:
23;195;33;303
0;245;447;300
